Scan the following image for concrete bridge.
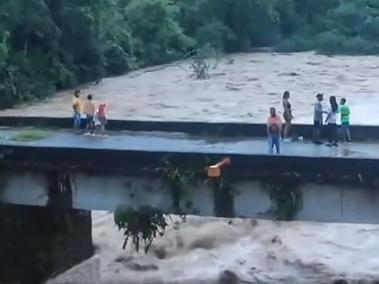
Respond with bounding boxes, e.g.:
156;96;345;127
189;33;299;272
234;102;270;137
2;117;379;282
0;117;379;224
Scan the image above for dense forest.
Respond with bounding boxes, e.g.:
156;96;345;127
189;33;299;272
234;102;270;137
1;0;379;107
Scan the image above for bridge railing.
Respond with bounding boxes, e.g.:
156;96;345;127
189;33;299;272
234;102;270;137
0;116;378;140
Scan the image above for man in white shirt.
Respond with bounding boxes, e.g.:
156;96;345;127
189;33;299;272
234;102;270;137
313;93;324;144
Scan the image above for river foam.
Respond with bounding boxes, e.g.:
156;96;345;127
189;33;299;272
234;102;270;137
88;212;379;283
0;52;379;125
2;51;379;125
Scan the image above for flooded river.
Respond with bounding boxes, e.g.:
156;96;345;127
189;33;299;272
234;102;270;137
1;51;379;125
49;212;379;284
2;52;379;283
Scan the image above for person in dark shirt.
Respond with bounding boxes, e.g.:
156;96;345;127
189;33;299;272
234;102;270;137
325;96;339;146
282;91;293;142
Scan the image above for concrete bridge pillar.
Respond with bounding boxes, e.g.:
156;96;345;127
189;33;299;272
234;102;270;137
0;204;93;283
47;172;73;209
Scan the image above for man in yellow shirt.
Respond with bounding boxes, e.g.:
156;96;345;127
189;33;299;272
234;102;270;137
72;90;83;131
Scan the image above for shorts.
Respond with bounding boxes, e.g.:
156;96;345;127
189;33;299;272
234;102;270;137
341;121;350;126
314;121;322;128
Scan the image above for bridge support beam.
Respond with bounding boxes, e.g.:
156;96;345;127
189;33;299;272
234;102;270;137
47;172;73;208
1;170;379;224
0;204;93;283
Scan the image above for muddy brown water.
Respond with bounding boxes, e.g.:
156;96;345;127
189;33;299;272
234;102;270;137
1;51;379;125
2;51;377;283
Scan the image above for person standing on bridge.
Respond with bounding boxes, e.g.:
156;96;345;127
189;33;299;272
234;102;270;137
83;94;96;135
95;103;107;136
267;107;282;154
325;96;339;146
340;98;352;142
72;90;83;133
282;91;293;142
313;93;324;144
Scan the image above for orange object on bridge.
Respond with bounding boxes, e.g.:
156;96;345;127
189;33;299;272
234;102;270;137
207;158;231;178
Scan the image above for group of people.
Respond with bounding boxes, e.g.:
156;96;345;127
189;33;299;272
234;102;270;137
71;88;352;151
72;90;107;136
267;91;351;154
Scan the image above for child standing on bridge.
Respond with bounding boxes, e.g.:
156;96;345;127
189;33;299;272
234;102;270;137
95;103;107;136
267;107;282;154
340;98;352;142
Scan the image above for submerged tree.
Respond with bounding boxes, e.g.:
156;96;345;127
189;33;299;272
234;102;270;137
190;58;210;79
188;45;221;79
114;206;169;253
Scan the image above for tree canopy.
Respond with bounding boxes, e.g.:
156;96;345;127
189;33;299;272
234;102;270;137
1;0;379;107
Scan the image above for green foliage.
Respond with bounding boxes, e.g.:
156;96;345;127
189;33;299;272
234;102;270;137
195;21;233;50
125;0;194;65
276;35;314;52
316;31;344;54
11;130;53;142
160;158;198;191
268;182;302;221
188;46;221;79
0;32;9;67
114;206;168;253
2;0;379;108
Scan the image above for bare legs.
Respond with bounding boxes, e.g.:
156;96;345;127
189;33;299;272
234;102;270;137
283;119;292;140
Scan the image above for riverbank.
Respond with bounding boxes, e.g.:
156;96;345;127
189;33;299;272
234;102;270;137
1;52;379;125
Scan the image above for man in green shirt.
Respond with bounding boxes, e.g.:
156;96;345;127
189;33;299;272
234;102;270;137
340;98;351;142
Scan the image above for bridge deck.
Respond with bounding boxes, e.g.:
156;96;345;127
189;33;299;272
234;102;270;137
2;127;379;223
0;127;378;160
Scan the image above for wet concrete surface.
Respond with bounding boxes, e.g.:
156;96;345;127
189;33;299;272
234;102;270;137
0;127;378;160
